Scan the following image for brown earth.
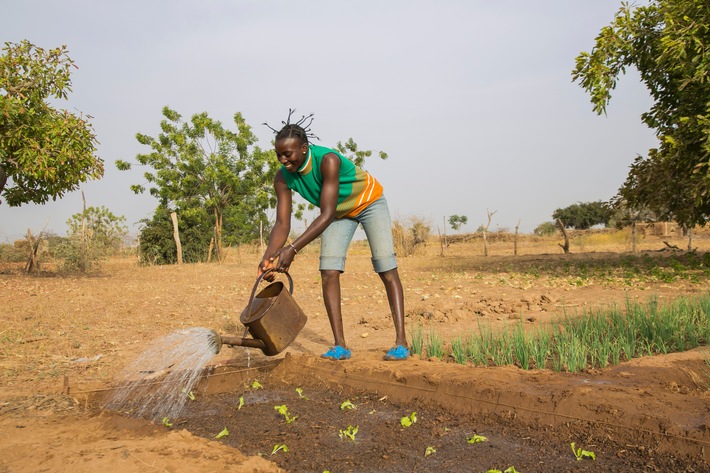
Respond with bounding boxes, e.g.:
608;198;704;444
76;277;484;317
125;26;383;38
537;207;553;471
1;231;710;472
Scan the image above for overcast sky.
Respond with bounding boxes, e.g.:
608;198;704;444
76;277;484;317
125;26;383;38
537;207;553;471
1;0;657;242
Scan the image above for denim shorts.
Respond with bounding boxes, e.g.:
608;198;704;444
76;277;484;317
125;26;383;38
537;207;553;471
319;196;398;273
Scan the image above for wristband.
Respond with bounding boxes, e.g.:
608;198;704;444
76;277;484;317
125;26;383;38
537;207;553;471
288;243;298;254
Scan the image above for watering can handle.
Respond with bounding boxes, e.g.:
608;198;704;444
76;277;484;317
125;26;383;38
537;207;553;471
247;269;294;309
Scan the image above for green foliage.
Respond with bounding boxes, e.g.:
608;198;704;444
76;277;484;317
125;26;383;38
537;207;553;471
552;201;612;230
0;40;103;206
55;206;127;271
335;138;388;169
116;106;277;263
573;1;710;227
534;221;558;236
448;214;468;231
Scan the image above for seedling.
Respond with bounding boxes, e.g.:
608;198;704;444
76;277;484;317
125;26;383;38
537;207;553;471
250;380;263;389
161;417;172;428
274;404;298;423
214;427;229;439
340;399;356;410
425;446;436;457
237;396;245;410
181;388;196;401
400;411;417;427
296;387;308;399
571;442;596;461
271;444;289;455
485;468;519;473
339;425;358;441
466;434;487;444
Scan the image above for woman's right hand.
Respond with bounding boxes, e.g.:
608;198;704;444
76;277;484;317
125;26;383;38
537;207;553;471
258;256;276;282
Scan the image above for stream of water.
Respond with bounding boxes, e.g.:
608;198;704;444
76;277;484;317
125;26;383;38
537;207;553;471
103;327;220;421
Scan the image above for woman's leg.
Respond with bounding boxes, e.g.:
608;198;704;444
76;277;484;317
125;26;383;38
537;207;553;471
319;218;359;348
358;197;408;349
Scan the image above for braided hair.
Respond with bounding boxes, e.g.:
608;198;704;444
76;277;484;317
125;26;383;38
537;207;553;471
264;109;319;146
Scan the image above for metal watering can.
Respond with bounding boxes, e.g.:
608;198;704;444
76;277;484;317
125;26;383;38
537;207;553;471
207;269;308;356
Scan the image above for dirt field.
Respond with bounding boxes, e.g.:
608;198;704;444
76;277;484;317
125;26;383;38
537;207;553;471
1;231;710;472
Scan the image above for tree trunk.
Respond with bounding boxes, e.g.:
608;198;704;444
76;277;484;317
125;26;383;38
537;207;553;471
214;209;223;263
556;218;570;254
631;221;637;254
483;209;496;257
170;211;183;265
80;191;87;272
0;165;7;197
687;227;693;252
438;227;445;257
514;219;520;256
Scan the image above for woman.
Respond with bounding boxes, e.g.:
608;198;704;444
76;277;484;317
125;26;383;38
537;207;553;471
259;115;408;361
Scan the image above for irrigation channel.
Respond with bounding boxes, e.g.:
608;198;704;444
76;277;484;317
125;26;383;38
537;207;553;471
86;348;710;473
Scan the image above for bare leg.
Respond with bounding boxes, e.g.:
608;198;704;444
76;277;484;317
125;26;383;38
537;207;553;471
321;269;346;347
379;268;407;348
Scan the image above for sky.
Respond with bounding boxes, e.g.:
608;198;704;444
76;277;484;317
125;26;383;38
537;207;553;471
0;0;657;242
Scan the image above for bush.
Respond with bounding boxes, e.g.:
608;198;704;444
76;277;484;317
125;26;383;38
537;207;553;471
392;216;431;256
534;221;558;236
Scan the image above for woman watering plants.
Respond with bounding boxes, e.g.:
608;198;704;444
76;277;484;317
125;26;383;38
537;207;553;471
258;111;408;361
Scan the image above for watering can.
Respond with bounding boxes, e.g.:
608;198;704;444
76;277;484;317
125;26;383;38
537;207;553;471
207;269;308;356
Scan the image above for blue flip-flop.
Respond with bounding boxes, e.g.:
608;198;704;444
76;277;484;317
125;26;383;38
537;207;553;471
384;345;410;361
321;346;351;360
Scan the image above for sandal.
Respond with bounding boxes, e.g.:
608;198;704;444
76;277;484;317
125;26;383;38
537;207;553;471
321;346;351;360
384;345;410;361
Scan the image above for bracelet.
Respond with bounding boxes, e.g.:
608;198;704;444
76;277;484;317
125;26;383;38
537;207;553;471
288;243;298;254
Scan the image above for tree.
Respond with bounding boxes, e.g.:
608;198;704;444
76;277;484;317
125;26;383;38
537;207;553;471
335;138;388;168
552;201;612;230
116;107;277;262
0;40;103;206
572;1;710;227
56;205;128;271
448;214;468;232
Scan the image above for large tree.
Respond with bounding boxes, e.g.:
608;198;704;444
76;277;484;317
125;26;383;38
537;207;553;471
116;107;277;262
552;201;612;230
572;0;710;227
0;40;102;206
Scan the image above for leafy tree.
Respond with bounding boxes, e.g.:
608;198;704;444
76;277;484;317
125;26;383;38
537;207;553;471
0;40;103;206
116;107;277;262
534;221;558;236
56;206;127;271
448;214;468;231
552;201;612;230
572;0;710;227
335;138;388;168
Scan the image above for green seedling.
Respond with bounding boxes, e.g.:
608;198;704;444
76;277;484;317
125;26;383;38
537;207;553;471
425;446;436;457
296;387;308;399
466;434;488;444
214;427;229;439
485;468;519;473
274;404;298;423
571;442;596;461
340;399;356;410
400;411;417;427
181;388;196;401
161;416;172;428
339;425;358;441
237;396;245;410
271;444;289;455
250;380;263;389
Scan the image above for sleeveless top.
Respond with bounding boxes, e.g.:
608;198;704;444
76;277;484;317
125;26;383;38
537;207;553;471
281;144;383;218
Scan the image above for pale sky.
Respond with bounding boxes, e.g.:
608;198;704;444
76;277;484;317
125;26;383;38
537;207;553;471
1;0;657;242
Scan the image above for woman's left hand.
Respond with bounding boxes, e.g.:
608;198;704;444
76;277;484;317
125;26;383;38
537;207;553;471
275;245;297;273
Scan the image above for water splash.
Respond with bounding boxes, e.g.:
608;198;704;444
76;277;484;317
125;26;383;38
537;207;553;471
104;327;219;421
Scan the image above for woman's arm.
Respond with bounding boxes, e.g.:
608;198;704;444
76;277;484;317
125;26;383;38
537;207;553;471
259;170;292;275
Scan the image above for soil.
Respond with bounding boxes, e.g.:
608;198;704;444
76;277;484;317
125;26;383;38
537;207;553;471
1;232;710;472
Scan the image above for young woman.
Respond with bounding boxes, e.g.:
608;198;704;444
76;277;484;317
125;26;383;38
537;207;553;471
258;115;409;361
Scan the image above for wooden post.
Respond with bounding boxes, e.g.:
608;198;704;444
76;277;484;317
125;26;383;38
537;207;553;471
170;211;183;265
514;219;520;256
631;221;637;254
483;209;497;257
80;191;87;272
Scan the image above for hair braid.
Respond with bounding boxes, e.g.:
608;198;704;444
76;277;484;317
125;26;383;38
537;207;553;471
263;108;319;145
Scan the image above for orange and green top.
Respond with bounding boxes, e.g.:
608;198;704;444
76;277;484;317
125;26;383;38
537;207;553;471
281;144;383;218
